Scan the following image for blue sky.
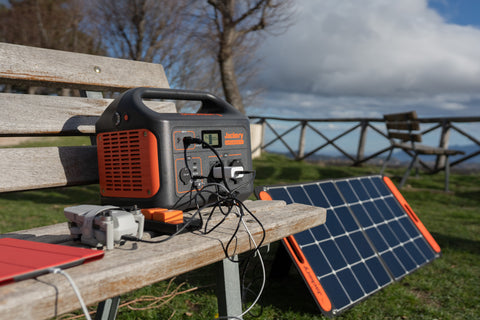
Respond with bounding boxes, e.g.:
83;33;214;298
428;0;480;27
251;0;480;123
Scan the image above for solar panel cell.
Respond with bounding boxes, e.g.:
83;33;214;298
326;214;346;237
304;184;329;207
322;274;350;309
338;268;365;301
349;231;375;258
389;220;409;242
289;186;311;205
335;181;357;202
378;224;399;247
322;183;345;206
336;236;360;264
302;245;332;275
381;251;406;278
365;257;391;286
375;200;395;220
349;180;369;200
311;224;330;241
415;238;436;261
335;207;358;232
322;240;348;270
362;202;384;224
365;228;389;252
295;230;315;244
351;264;378;295
350;204;374;227
256;175;440;316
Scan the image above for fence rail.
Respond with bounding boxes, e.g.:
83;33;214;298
249;116;480;172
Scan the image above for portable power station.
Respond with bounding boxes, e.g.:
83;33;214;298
95;87;253;211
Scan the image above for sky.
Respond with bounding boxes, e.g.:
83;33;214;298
251;0;480;120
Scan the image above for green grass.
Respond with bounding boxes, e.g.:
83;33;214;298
1;152;479;319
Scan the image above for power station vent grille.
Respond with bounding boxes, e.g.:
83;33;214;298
97;129;160;198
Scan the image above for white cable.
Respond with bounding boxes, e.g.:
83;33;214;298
235;215;266;319
48;268;92;320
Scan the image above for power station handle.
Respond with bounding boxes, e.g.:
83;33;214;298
133;87;241;115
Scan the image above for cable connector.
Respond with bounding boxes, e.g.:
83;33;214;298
183;136;202;146
213;166;245;179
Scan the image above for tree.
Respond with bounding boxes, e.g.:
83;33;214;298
89;0;293;113
0;0;104;94
0;0;102;54
202;0;293;113
87;0;216;94
0;0;294;112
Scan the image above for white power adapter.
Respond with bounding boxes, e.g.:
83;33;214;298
213;166;245;179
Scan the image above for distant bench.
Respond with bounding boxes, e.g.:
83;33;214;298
0;42;326;319
380;111;465;191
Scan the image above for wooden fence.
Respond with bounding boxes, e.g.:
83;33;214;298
249;116;480;172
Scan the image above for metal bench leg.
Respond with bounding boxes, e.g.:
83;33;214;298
380;148;394;175
216;257;243;319
399;154;418;188
95;296;120;320
444;156;450;192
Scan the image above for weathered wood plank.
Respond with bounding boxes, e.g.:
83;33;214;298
388;132;422;142
0;200;327;320
0;146;98;192
392;142;464;156
0;42;170;90
0;93;176;136
383;111;418;121
386;121;420;131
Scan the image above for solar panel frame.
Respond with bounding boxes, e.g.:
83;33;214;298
256;175;440;317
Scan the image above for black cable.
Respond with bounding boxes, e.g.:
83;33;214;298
124;137;263;264
122;134;267;317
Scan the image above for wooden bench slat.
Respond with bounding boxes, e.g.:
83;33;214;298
386;121;420;131
0;93;176;136
0;200;327;319
392;142;465;156
0;43;169;91
383;111;418;121
0;146;98;192
388;131;422;142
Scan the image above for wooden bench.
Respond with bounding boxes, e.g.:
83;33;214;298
0;42;326;319
380;111;464;192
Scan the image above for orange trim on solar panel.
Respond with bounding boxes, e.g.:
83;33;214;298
258;189;332;313
383;176;441;253
283;235;332;312
258;191;273;201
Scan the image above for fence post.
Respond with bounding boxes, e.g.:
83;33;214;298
250;122;263;159
435;119;451;170
296;120;307;160
356;120;368;165
261;118;266;151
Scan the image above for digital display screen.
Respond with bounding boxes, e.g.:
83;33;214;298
202;130;222;148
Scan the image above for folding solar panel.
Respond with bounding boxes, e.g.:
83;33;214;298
256;175;440;317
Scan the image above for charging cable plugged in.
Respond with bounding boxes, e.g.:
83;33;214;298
48;268;92;320
213;166;245;179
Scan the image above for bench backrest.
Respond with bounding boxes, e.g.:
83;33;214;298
0;42;175;193
384;111;422;144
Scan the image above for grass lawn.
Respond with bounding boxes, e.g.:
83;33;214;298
0;152;478;319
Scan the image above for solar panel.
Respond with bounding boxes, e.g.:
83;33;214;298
256;175;440;317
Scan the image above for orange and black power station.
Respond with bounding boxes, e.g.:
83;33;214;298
95;87;254;212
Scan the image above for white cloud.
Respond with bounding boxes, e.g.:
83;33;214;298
256;0;480;103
